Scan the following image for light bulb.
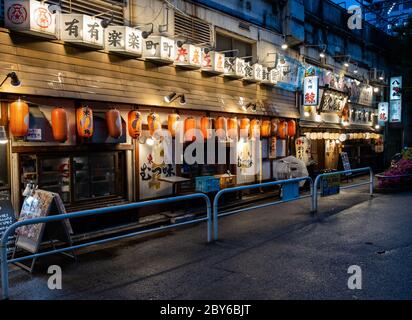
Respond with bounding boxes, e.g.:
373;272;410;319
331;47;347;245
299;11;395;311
304;111;310;117
281;43;288;50
315;114;322;122
146;137;154;146
319;52;326;58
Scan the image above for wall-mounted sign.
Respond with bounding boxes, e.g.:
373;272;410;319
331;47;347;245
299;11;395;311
5;0;57;39
323;71;349;92
390;100;402;123
272;55;303;91
261;67;276;85
243;63;263;82
202;51;224;74
303;76;319;106
378;102;389;126
143;36;175;63
224;57;245;79
357;85;373;107
105;26;142;56
390;76;402;101
60;14;104;48
175;44;202;69
26;128;42;141
320;90;348;113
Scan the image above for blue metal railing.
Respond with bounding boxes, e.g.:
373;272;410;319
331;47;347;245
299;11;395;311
213;177;314;240
311;167;373;213
1;193;212;300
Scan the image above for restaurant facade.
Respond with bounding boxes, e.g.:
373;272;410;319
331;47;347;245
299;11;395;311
0;0;391;235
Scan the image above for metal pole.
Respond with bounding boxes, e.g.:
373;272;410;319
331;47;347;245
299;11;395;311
1;240;9;299
369;167;374;197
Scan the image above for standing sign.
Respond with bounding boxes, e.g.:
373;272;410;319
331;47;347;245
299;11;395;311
390;76;402;101
378;102;389;126
321;174;341;197
105;26;143;57
340;152;352;176
60;14;104;48
390;100;402;123
5;0;57;39
0;200;16;252
303;76;319;106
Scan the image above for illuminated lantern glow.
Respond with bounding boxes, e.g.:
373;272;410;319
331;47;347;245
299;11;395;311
10;99;30;137
106;109;122;138
227;117;238;140
184;117;197;141
76;106;94;138
51;107;68;142
215;116;227;140
147;112;161;136
250;119;260;139
239;118;250;139
168;113;180;137
271;119;279;136
261;120;271;138
277;120;288;139
128;110;142;139
200;116;212;140
287;119;296;137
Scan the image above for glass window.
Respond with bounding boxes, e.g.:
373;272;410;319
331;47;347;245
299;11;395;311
216;33;253;58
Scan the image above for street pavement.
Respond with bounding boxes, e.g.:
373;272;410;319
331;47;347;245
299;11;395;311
4;183;412;300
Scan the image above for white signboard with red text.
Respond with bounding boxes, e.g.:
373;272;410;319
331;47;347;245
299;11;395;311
60;14;104;48
175;44;202;69
378;102;388;126
303;76;319;106
5;0;57;39
105;26;143;56
202;51;225;74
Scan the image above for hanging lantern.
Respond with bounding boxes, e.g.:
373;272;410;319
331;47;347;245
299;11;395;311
76;106;94;138
310;132;317;140
316;132;323;140
10;99;29;137
106;109;122;138
323;132;330;140
215;116;227;140
271;119;279;136
227;117;238;140
51;107;68;142
239;118;250;139
250;119;260;139
168;113;180;138
200;116;212;140
184;117;197;141
147;112;161;136
277;120;288;139
128;110;142;139
261;120;271;138
287;119;296;137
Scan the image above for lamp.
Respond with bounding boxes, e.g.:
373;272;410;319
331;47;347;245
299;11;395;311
140;23;154;39
0;72;21;88
179;94;186;105
281;37;288;50
164;92;178;103
0;126;8;144
304;44;327;58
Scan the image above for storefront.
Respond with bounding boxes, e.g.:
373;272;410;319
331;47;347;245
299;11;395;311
0;3;302;235
297;65;384;175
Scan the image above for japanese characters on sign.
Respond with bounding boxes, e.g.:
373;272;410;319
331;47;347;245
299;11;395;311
224;57;245;78
243;63;263;82
175;44;202;69
201;51;225;74
303;76;319;106
272;55;304;91
261;67;277;85
143;36;175;63
60;14;104;48
390;76;402;101
390;100;402;123
5;0;57;39
320;90;348;113
378;102;388;126
105;26;143;56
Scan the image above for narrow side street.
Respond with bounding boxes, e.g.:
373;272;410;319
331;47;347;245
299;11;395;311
5;187;412;300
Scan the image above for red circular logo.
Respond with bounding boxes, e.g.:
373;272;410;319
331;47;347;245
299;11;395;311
34;7;52;29
7;4;27;25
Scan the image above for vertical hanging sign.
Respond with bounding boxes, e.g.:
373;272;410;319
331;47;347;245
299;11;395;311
378;102;388;126
389;76;402;123
303;76;319;106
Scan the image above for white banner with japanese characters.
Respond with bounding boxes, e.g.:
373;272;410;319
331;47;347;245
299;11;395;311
303;76;319;106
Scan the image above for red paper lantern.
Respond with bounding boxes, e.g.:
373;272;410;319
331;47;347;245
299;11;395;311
76;106;94;138
168;113;180;137
147;112;161;136
51;107;68;142
239;118;250;139
261;120;271;138
184;117;197;141
215;116;227;140
106;109;122;138
128;110;142;139
250;119;260;139
200;116;212;140
227;117;238;140
10;99;29;137
271;119;279;136
287;119;296;137
277;120;288;139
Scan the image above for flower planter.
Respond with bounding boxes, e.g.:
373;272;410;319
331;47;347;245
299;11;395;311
375;173;412;193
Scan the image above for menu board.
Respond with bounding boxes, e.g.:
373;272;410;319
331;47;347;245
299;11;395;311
0;199;16;251
16;190;72;254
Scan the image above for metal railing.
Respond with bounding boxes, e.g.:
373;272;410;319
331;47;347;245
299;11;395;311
311;167;373;213
1;193;212;300
213;177;314;240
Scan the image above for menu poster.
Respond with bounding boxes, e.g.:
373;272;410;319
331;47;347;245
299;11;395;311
15;190;72;254
390;100;402;123
0;200;16;251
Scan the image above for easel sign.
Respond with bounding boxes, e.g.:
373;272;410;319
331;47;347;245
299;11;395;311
14;190;74;272
340;152;352;177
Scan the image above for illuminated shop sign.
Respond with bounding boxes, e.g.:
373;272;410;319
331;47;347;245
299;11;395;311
303;76;319;106
105;26;143;57
143;36;175;63
201;51;225;74
60;14;104;48
175;44;203;69
224;57;245;79
243;63;263;82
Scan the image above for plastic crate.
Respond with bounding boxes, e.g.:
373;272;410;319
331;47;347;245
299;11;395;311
195;176;220;193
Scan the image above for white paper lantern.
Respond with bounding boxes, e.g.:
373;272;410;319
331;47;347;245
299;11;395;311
323;132;330;140
339;133;347;142
317;132;323;140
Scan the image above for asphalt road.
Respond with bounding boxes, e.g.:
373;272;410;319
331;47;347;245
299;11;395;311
4;186;412;300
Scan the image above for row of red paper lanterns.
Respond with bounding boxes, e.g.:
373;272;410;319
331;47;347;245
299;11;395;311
9;102;296;142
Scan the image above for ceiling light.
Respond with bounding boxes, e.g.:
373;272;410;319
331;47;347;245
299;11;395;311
164;92;178;103
281;43;288;50
373;87;379;93
344;62;349;67
319;52;326;58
